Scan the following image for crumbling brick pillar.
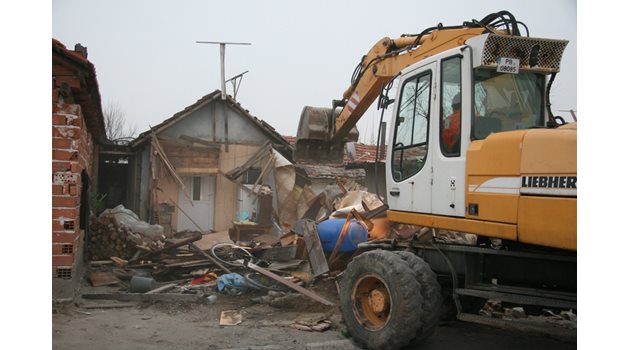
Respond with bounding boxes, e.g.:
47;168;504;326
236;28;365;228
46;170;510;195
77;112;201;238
52;85;94;281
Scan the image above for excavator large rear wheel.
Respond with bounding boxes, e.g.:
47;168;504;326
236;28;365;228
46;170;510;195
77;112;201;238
339;250;425;350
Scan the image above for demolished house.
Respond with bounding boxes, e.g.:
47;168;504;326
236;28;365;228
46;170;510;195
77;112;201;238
126;90;293;234
52;39;108;294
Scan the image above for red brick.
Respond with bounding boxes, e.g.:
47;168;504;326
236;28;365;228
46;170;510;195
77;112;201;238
52;115;66;126
52;89;59;103
52;244;63;255
52;219;64;231
70;163;81;173
55;76;81;89
52;161;72;172
69;184;78;195
52;208;77;219
52;196;78;208
52;255;75;267
68;116;83;128
52;138;72;149
52;126;79;139
52;232;77;244
52;232;77;243
53;63;78;77
52;185;64;195
53;149;78;161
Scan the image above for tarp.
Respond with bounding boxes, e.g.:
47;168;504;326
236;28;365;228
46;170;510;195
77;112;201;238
100;204;164;240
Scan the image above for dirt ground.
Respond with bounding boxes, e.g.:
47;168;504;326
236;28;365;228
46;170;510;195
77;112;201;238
53;278;577;350
52;232;577;349
53;279;345;350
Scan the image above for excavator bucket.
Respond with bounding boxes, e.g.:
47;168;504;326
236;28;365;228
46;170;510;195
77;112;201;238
294;106;359;164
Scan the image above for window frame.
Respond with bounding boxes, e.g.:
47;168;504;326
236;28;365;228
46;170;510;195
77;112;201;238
390;70;433;183
439;55;463;157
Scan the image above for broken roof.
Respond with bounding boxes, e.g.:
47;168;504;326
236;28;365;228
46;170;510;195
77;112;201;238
53;39;108;143
131;90;293;156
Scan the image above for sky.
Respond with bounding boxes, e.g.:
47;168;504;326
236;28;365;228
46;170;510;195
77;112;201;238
51;0;577;143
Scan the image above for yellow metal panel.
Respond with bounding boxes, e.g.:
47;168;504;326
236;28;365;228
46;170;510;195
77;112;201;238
517;196;576;251
520;128;577;174
387;210;517;241
466;190;518;223
466;131;527;176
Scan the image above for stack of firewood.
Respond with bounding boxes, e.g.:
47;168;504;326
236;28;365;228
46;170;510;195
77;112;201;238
88;213;162;260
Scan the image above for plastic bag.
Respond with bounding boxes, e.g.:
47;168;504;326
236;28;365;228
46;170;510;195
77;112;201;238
100;204;164;240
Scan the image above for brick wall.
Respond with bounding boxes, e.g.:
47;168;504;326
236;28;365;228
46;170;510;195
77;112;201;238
52;73;95;280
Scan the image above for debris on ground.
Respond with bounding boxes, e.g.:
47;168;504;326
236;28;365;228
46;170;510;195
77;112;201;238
219;310;242;326
80;174;395;317
476;299;577;329
291;313;332;332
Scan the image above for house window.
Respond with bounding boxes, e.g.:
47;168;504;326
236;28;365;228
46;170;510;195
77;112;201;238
192;176;202;201
243;168;261;185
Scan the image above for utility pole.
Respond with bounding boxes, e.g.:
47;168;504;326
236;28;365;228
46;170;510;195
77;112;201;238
195;41;251;99
196;41;251;152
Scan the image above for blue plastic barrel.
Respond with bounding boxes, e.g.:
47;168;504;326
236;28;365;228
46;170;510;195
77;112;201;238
317;219;368;253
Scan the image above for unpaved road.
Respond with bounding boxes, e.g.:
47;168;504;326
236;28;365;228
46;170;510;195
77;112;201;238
52;281;577;350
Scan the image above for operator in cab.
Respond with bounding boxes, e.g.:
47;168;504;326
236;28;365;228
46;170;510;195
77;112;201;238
442;92;461;154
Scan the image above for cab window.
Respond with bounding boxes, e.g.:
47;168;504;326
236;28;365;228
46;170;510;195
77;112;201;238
473;69;544;139
391;72;431;182
440;56;462;157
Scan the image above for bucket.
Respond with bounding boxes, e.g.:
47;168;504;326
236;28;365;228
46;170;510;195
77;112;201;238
129;276;158;293
317;219;368;253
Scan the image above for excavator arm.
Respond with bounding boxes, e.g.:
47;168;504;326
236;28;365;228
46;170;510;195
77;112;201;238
294;11;525;163
332;27;486;142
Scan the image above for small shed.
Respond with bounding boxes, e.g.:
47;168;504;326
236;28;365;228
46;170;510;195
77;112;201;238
128;90;292;234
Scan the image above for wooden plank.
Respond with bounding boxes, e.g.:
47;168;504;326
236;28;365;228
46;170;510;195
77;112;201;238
81;293;202;303
224;142;272;179
245;262;334;306
88;272;121;287
145;283;178;294
302;220;329;277
188;243;232;274
79;303;139;309
179;135;222;148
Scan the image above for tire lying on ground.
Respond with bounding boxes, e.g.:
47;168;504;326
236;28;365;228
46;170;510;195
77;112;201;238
339;249;431;350
392;251;442;346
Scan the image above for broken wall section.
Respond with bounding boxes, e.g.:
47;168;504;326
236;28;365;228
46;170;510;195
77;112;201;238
52;101;94;278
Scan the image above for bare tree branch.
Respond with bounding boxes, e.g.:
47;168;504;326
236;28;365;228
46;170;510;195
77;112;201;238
103;102;137;143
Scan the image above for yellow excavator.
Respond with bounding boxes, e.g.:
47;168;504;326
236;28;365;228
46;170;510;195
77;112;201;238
294;11;576;350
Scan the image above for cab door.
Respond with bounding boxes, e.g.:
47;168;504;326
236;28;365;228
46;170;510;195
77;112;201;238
431;54;469;217
386;63;435;213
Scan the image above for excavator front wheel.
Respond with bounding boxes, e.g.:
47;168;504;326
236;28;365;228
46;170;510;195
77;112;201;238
339;250;425;350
